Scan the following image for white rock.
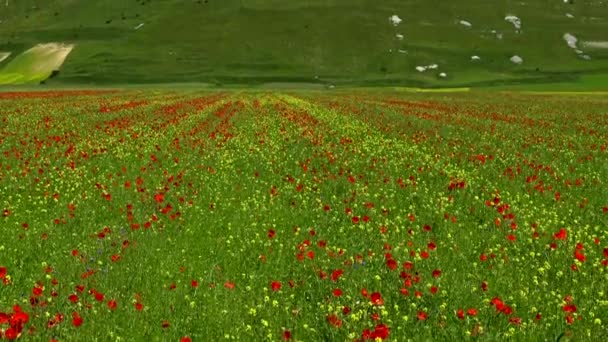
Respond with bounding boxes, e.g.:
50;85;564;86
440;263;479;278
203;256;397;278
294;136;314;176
471;55;481;61
563;33;578;49
505;15;522;30
510;55;523;64
397;49;408;54
396;33;404;40
134;23;144;30
580;54;591;60
416;66;427;72
389;15;402;26
459;20;472;27
439;72;447;78
566;13;574;18
428;64;438;69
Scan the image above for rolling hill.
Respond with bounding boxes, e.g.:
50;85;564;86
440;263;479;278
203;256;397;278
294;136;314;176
0;0;607;87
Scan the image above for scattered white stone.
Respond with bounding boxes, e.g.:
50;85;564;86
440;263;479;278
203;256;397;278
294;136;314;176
575;49;583;54
134;23;144;30
416;66;427;72
396;33;404;40
510;55;523;64
397;49;408;54
389;15;402;26
428;64;439;69
505;15;522;30
580;54;591;60
566;13;574;18
439;72;447;78
471;55;481;61
563;33;578;49
459;20;472;28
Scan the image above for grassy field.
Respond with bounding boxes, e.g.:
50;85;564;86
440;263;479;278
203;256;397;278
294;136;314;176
1;89;607;340
0;0;607;88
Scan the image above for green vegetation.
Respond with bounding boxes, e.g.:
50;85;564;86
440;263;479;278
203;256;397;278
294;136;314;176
0;0;607;88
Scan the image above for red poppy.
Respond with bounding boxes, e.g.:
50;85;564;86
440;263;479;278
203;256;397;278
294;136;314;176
271;281;282;292
181;337;192;342
333;288;343;297
283;330;292;340
467;308;478;316
331;269;344;282
563;304;577;313
72;312;83;327
107;300;117;310
191;280;199;288
553;228;567;240
268;229;276;239
432;269;441;278
370;292;384;306
154;193;164;203
0;266;7;279
161;320;170;328
417;311;428;321
574;250;586;262
386;259;397;270
135;302;144;311
457;309;465;320
224;281;235;290
327;314;342;328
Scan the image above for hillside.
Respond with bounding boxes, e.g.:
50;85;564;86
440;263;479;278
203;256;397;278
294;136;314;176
0;0;607;87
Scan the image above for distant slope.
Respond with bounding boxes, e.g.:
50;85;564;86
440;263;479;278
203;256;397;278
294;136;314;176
0;0;607;87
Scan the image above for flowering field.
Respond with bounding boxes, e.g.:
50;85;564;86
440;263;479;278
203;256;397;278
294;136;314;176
1;89;607;341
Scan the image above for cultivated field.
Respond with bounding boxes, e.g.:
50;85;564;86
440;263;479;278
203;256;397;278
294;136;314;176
1;90;607;341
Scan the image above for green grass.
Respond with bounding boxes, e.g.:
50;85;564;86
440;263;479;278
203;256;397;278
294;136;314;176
0;0;607;88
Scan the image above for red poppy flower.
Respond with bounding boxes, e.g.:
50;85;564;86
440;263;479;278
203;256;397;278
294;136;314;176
563;304;577;313
467;308;478;316
457;309;465;320
386;259;397;271
107;300;117;310
432;269;441;278
0;267;7;279
135;302;144;311
331;269;344;282
553;228;567;240
224;281;235;290
566;315;574;324
268;229;276;239
417;311;428;321
181;337;192;342
283;330;292;340
161;320;170;328
72;312;83;327
333;288;343;297
271;281;282;292
574;250;586;262
370;292;384;306
327;314;342;328
154;193;164;203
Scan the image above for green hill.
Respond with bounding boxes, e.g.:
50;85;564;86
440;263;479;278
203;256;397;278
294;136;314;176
0;0;607;87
